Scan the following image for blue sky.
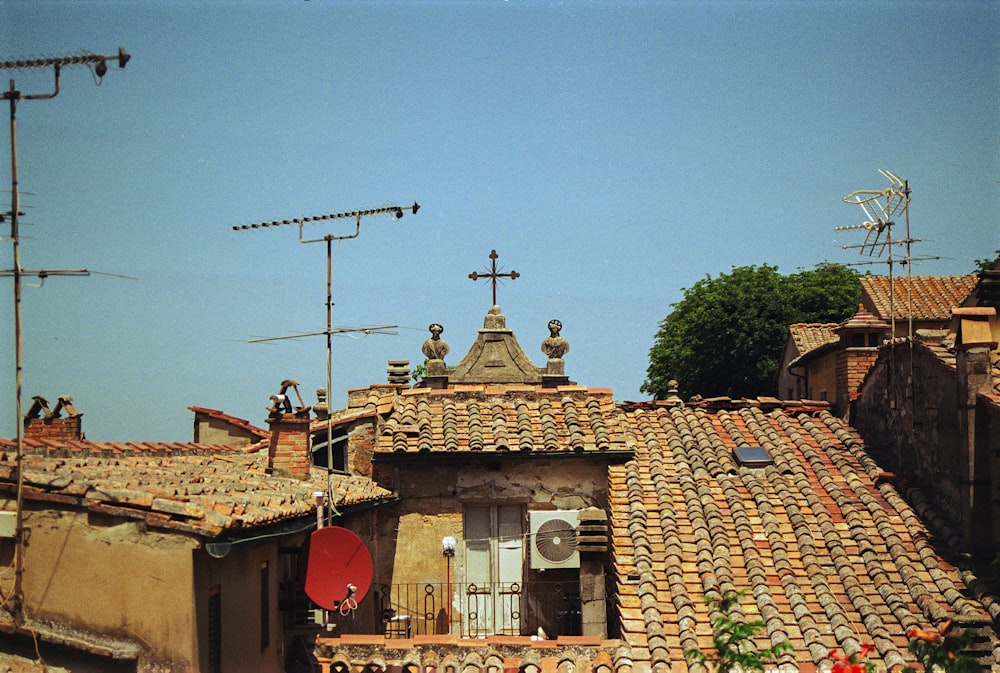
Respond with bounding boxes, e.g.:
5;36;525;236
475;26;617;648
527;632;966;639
1;1;997;442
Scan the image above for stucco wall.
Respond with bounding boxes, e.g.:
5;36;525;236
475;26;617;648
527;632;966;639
0;504;200;669
805;354;837;403
194;542;288;673
368;457;609;636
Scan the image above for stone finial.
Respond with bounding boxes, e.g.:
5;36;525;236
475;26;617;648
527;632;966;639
666;380;683;405
314;388;329;421
541;319;569;360
483;306;506;329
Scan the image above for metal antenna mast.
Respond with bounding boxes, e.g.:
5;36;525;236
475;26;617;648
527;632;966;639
234;202;419;523
837;169;916;340
2;47;130;628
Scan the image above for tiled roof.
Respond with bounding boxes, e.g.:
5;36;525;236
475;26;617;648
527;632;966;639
610;398;999;671
788;323;838;356
372;385;629;455
861;275;977;321
314;635;630;673
188;405;269;440
0;438;392;537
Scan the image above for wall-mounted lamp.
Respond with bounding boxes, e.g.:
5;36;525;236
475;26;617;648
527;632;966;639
442;535;456;635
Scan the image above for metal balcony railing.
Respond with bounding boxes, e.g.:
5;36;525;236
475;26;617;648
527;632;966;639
355;580;579;638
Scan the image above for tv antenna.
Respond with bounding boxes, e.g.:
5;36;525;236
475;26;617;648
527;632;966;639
836;170;938;342
2;47;130;628
233;201;419;523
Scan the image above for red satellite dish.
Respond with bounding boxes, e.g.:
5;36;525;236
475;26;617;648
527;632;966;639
298;526;373;611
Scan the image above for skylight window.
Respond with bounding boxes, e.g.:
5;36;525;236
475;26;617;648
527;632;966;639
733;445;773;468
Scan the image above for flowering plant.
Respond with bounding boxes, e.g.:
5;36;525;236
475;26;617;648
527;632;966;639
901;620;977;673
828;644;874;673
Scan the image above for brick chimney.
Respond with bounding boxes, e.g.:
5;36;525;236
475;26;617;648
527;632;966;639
265;380;313;480
24;395;83;441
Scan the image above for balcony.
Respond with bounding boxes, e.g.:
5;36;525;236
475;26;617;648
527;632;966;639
377;580;582;639
288;580;584;639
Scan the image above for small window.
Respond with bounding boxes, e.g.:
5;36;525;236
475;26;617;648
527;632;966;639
851;333;866;347
208;585;222;673
733;446;773;468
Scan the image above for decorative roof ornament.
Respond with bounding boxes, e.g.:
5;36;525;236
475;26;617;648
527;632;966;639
468;249;519;307
421;323;450;362
421;323;451;382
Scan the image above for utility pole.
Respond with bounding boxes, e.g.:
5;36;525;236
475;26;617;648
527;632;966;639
2;48;130;627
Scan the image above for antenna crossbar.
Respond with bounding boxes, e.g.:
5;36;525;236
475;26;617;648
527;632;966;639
246;325;399;344
233;200;419;527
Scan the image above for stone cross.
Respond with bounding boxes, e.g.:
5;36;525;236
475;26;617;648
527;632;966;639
468;249;519;306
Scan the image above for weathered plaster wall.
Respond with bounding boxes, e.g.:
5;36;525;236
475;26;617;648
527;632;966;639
369;458;609;635
193;417;258;446
1;504;200;670
194;542;286;673
805;355;837;403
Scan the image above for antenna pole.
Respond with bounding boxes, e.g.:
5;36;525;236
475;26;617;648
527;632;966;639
235;203;419;525
6;78;25;628
2;48;130;628
326;235;334;522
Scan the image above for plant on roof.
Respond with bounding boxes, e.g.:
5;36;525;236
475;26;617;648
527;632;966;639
643;262;861;400
901;620;977;673
685;591;792;673
828;644;875;673
411;361;427;383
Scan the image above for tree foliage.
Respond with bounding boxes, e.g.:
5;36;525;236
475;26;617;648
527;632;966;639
642;263;861;400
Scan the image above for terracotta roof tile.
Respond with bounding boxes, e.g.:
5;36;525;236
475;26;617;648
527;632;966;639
0;438;392;537
788;323;839;355
373;386;629;456
314;637;632;673
610;400;999;671
861;275;977;321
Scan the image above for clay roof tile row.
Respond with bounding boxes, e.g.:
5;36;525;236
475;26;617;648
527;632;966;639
0;439;392;537
610;402;998;671
375;386;628;455
861;275;978;321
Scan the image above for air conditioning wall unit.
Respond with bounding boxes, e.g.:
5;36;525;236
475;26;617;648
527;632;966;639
529;510;580;570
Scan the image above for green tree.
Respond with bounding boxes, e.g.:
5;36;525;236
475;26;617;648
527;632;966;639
642;263;860;400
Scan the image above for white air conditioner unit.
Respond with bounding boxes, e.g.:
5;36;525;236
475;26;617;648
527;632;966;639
529;510;580;570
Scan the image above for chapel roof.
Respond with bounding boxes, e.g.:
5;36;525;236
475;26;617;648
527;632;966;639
0;437;392;537
609;398;999;671
861;275;978;321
